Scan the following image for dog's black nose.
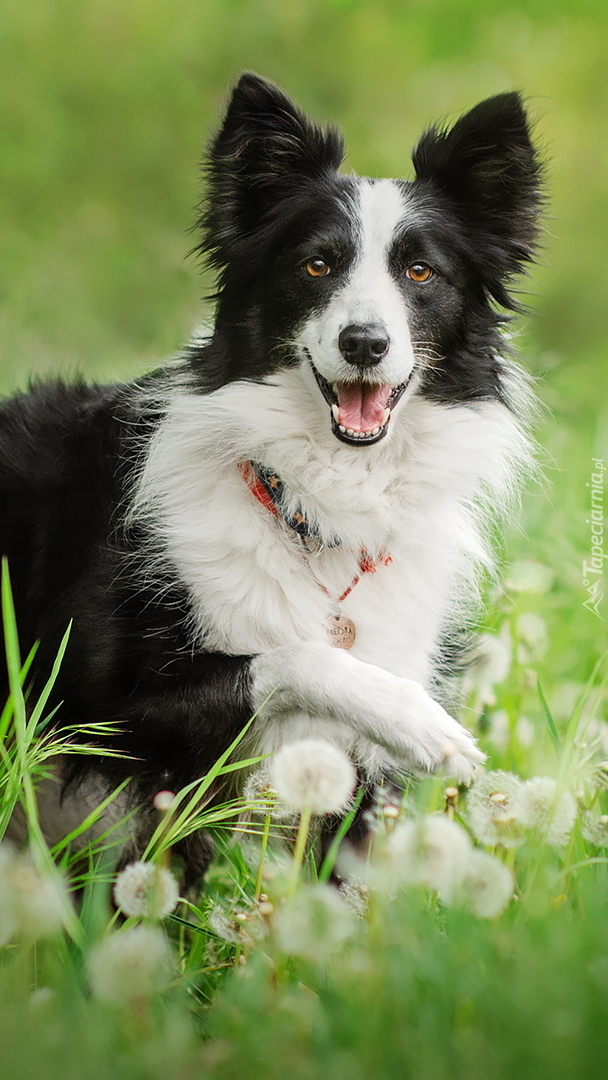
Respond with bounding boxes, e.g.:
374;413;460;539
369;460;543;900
338;323;390;367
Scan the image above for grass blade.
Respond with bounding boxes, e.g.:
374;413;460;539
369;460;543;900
537;679;560;754
50;777;133;858
318;785;366;884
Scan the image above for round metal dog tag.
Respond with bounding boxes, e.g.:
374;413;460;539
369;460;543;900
327;613;356;649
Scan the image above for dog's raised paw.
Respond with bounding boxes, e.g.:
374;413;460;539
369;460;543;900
374;679;485;783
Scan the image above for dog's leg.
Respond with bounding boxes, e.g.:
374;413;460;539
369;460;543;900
250;644;484;782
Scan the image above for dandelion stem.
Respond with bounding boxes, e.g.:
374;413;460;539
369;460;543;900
254;810;272;900
287;805;312;895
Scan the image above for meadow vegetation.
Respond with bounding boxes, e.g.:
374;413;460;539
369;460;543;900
1;1;607;1076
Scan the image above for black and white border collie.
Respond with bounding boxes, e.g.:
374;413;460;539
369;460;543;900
0;74;543;879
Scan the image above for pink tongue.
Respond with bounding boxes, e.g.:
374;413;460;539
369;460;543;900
336;383;391;432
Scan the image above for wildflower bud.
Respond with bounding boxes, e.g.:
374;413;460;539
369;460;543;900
153;790;176;812
113;861;179;919
383;805;400;819
269;739;356;814
258;901;274;917
444;786;459;819
235;912;247;922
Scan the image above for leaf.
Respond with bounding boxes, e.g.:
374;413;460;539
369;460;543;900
537;680;560;754
318;785;366;884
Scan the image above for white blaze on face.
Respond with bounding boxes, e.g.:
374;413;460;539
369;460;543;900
298;178;416;389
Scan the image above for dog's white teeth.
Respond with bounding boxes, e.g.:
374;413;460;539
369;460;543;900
331;404;340;423
382;408;390;426
338;423;385;440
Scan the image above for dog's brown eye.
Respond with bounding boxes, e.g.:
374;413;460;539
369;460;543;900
304;257;330;277
406;263;434;283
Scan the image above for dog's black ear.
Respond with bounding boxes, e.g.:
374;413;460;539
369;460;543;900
412;93;544;304
199;73;344;269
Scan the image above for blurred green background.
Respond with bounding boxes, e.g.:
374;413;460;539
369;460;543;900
1;0;607;684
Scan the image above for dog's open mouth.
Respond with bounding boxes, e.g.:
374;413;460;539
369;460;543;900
312;365;410;447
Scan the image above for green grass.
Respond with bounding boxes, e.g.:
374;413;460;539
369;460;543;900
1;559;608;1080
1;1;608;1076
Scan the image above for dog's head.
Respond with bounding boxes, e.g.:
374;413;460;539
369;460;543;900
194;73;543;447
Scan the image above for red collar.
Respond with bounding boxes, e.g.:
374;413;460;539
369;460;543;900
237;459;392;595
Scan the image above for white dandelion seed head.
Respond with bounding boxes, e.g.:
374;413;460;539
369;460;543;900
513;777;577;847
29;987;55;1011
582;718;608;757
387;815;472;902
487;711;534;751
10;854;70;939
269;739;356;814
88;926;173;1004
338;880;370;918
257;849;294;890
505;560;554;594
207;903;246;944
551;682;587;723
242;767;273;804
274;884;356;961
581;812;608;847
455;849;515;919
241;767;297;823
466;770;524;847
0;845;18;946
217;903;269;943
570;731;608;796
242;909;269;942
517;612;549;661
471;627;513;705
113;862;179;919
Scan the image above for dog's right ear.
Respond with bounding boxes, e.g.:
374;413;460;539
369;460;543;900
198;73;344;269
412;93;544;308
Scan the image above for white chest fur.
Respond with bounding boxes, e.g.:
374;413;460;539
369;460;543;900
130;368;529;692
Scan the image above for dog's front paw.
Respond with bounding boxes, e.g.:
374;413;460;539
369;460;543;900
387;681;485;784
